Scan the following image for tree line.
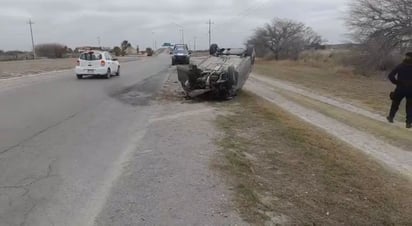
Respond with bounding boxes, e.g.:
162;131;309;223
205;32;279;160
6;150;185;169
247;0;412;70
29;40;144;58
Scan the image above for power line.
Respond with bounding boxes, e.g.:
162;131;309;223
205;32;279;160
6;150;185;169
27;19;36;59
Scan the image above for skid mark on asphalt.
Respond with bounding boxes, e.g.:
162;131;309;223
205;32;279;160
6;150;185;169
110;69;169;106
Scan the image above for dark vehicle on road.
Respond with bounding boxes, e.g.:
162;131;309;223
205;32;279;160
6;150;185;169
146;47;154;56
171;44;191;65
177;44;255;99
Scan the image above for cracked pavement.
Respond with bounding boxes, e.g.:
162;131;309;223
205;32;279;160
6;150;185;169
0;55;245;225
0;56;171;226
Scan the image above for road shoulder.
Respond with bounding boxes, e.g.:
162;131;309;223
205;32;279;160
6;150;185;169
94;68;246;225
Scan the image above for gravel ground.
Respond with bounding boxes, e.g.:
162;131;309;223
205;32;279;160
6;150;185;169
94;67;246;225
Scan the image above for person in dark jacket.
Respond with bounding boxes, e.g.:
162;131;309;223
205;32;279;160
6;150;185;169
387;52;412;128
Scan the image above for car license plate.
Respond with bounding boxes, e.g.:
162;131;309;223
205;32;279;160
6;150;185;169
87;69;94;72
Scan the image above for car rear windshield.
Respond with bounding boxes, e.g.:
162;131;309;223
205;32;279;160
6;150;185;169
175;49;187;54
80;52;102;61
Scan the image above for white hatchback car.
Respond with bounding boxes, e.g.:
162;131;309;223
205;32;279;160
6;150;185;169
75;51;120;79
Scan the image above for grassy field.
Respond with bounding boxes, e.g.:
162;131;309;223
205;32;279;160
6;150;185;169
212;92;412;225
254;59;404;119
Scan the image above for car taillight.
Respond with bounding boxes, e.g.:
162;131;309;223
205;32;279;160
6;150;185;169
76;60;80;66
101;60;106;66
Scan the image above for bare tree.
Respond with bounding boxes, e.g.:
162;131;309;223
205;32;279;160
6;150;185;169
113;46;121;56
121;40;132;56
248;18;323;60
347;0;412;49
347;0;412;69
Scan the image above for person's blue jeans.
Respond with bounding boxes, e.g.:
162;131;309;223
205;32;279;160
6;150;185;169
389;88;412;123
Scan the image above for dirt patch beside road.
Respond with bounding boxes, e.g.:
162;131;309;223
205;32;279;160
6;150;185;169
250;75;412;150
255;60;402;119
213;92;412;225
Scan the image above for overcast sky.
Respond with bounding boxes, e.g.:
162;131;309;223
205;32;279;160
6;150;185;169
0;0;350;51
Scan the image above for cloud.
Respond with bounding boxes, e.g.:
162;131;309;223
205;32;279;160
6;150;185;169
0;0;349;51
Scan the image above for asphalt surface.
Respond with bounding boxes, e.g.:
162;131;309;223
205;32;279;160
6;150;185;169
0;55;171;226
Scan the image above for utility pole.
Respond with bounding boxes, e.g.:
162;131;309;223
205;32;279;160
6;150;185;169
28;19;36;59
172;22;184;44
179;28;184;44
152;32;155;49
207;19;214;47
194;36;197;51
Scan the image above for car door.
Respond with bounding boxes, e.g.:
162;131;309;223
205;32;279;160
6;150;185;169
104;52;114;74
108;53;119;73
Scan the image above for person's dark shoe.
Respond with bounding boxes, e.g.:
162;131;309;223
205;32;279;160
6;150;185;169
406;122;412;129
386;116;394;123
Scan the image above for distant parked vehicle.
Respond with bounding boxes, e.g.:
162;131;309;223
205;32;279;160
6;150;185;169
75;51;120;79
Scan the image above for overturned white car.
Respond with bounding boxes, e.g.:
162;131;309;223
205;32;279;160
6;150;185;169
177;44;255;99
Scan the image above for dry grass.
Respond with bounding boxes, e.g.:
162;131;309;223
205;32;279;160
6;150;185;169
213;92;412;225
254;59;406;120
0;56;141;79
0;58;76;78
273;87;412;151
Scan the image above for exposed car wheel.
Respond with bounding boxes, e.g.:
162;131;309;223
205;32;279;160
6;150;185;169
245;45;256;65
105;69;111;79
116;67;120;76
76;74;83;79
209;44;219;55
172;59;176;66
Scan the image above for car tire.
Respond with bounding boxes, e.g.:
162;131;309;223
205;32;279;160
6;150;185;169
116;67;120;76
245;45;256;65
105;69;111;79
185;58;190;64
209;44;219;55
76;74;83;79
172;59;176;66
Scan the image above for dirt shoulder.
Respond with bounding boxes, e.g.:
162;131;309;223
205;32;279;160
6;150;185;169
255;60;402;119
250;75;412;151
0;56;141;79
213;91;412;225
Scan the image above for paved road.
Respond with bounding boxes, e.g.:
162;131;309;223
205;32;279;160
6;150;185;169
0;55;171;226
